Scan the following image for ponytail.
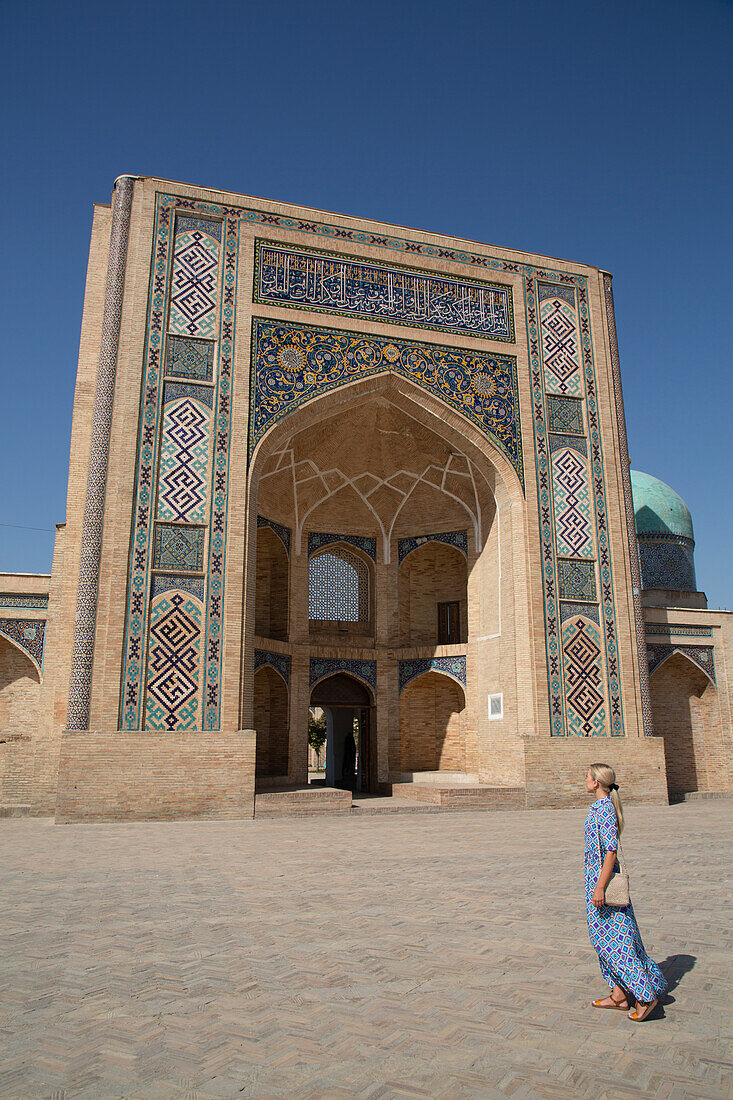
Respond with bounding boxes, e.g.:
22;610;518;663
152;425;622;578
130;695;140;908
589;762;624;836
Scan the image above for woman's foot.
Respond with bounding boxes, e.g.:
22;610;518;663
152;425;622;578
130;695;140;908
628;999;658;1021
592;993;629;1010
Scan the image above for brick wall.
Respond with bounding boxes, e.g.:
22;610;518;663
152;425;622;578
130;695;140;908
399;671;467;772
253;666;289;778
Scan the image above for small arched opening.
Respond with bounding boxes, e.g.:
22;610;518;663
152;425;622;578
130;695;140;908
254;665;289;781
255;527;289;641
650;651;716;798
310;672;375;793
398;541;468;646
399;670;467;776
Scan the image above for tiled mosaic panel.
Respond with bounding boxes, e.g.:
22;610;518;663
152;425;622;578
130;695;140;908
646;643;715;682
549;433;587;458
560;602;599;625
308;532;377;561
310;658;377;691
638;536;696;591
254;240;514;342
399;656;467;691
250;319;522;484
398;530;468;564
0;593;49;609
151;575;205;600
552;448;593;558
169;228;220;338
645;624;711;638
144;591;202;730
122;197;237;731
562;616;607;736
538;284;582;397
157;398;212;524
0;618;46;669
558;559;597;601
309;550;369;622
254;649;291;684
257;515;291;555
165;336;215;382
527;274;622;738
548;394;584;434
153;524;205;573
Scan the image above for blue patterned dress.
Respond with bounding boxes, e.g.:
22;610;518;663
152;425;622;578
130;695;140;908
584;797;667;1002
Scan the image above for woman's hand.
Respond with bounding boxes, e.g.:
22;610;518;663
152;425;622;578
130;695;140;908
592;883;606;908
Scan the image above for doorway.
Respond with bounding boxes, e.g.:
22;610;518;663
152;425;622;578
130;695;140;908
309;673;375;793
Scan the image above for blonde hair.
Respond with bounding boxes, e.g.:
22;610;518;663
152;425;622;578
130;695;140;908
589;762;624;835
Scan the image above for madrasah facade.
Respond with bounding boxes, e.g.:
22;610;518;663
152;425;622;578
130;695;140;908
1;175;731;822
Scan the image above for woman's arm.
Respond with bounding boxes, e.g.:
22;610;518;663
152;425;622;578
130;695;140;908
592;850;617;908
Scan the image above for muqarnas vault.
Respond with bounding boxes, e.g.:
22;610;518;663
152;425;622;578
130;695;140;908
1;176;731;822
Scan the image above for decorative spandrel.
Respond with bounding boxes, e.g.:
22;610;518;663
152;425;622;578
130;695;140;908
250;319;523;487
254;241;514;342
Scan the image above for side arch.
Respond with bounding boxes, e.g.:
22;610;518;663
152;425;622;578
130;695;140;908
399;670;468;775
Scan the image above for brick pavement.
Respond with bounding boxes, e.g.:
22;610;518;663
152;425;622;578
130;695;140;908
0;800;731;1099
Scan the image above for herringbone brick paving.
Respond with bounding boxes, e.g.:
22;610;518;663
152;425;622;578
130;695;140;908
0;801;731;1098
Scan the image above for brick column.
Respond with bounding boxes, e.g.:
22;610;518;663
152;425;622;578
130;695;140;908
66;176;136;729
603;272;654;736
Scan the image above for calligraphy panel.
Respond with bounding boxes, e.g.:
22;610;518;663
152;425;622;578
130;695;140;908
254;240;514;342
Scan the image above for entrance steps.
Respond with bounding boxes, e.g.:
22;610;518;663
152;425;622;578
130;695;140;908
391;782;526;811
254;786;352;817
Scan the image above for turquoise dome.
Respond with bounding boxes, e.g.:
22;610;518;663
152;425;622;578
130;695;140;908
631;471;694;542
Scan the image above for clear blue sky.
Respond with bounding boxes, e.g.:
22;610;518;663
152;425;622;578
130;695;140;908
1;0;731;607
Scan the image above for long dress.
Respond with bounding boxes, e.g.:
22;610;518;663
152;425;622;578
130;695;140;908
584;797;667;1002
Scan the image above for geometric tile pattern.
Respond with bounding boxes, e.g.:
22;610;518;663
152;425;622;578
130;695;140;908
309;549;369;622
144;591;202;730
254;649;291;685
257;515;291;555
169;230;220;339
539;288;582;396
638;535;697;592
553;448;593;558
562;615;607;736
647;643;715;683
250;319;523;486
560;601;600;625
121;196;238;731
558;558;597;601
165;336;215;382
548;394;584;434
528;273;622;737
0;618;46;670
398;655;467;691
645;624;712;638
308;532;377;561
157;399;211;523
151;574;205;600
398;530;468;564
153;524;205;573
0;593;49;609
549;432;587;458
253;240;515;341
309;658;377;692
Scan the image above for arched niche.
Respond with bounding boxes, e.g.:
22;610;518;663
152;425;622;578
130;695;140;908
308;542;374;640
255;527;289;641
310;672;375;793
254;665;289;780
0;634;41;741
398;541;468;646
650;651;717;798
399;670;467;775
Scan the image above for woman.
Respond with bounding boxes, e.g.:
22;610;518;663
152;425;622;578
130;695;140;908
585;763;667;1021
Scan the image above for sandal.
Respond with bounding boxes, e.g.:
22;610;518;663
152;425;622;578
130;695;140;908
592;994;629;1010
628;999;658;1021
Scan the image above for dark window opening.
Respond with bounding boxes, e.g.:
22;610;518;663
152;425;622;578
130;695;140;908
437;601;460;645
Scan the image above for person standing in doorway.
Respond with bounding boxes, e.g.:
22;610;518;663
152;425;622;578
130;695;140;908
341;730;356;790
585;763;667;1021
